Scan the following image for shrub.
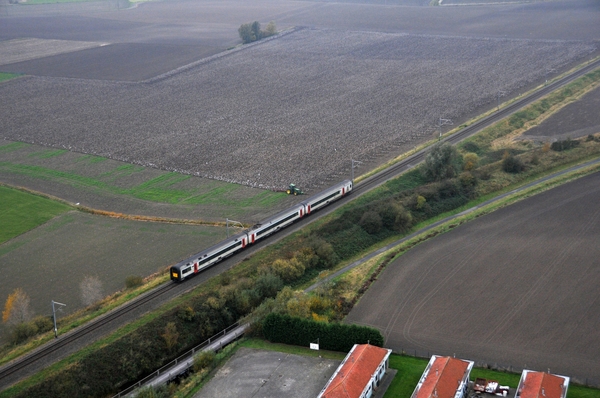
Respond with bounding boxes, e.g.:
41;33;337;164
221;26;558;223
463;152;479;171
161;322;179;352
459;172;477;190
359;211;382;234
416;195;426;210
502;153;525;173
177;306;195;322
542;142;551;152
125;275;143;289
310;238;338;268
219;272;231;286
11;321;38;344
135;385;170;398
193;350;216;372
255;273;284;299
394;206;413;232
550;138;580;151
270;258;305;283
422;143;463;181
461;141;481;154
33;315;54;333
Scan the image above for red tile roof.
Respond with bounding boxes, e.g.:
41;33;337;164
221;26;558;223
414;357;470;398
321;344;390;398
519;372;567;398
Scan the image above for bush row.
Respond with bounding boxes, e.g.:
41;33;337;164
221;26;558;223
262;313;384;352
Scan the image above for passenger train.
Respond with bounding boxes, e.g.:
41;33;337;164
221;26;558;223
170;180;353;282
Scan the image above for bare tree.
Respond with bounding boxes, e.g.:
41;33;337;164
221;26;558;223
2;288;32;325
80;275;103;307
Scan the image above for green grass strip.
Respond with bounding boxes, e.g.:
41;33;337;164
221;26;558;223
0;142;29;152
0;185;71;244
0;73;20;83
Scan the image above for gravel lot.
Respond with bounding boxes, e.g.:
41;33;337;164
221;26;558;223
0;30;594;190
345;172;600;385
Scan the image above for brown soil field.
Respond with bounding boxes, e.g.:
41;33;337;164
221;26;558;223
0;210;227;319
0;29;594;190
2;42;223;81
521;84;600;141
0;38;106;65
345;172;600;384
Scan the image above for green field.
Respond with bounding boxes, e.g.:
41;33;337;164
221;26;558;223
0;73;20;83
0;185;71;244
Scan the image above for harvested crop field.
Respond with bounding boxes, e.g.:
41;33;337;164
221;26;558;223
0;29;595;191
345;172;600;384
0;211;227;318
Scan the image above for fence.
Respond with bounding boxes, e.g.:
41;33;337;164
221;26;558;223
112;322;243;398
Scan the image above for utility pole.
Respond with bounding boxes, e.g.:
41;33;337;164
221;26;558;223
226;218;243;238
545;67;556;86
51;300;66;338
496;90;506;111
351;159;362;184
438;117;452;141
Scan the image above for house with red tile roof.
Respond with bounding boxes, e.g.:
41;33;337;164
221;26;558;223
316;344;392;398
515;370;569;398
410;355;474;398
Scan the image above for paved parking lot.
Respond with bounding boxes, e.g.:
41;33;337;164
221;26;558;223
196;348;341;398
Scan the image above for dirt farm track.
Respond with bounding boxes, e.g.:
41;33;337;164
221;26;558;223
346;172;600;384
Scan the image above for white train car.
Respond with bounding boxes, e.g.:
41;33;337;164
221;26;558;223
247;203;305;244
301;180;353;214
170;231;248;282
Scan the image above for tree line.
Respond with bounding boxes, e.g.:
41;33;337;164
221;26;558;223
238;21;277;44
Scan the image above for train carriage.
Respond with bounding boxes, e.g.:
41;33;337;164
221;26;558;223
301;180;352;214
170;231;249;282
247;203;305;244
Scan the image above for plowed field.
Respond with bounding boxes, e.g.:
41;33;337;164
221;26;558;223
0;30;594;190
345;172;600;384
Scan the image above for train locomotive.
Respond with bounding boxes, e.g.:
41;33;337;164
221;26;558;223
170;179;353;282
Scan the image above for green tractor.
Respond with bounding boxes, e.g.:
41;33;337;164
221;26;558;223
286;183;304;196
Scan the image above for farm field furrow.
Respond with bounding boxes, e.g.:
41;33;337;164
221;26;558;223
0;30;594;191
345;171;600;384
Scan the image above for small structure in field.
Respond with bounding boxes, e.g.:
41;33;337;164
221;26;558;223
410;355;474;398
515;370;569;398
316;343;392;398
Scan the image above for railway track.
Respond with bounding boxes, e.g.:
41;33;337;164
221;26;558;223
352;58;600;197
1;58;598;391
0;282;178;387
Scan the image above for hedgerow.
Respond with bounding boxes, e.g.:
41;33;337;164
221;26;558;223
262;313;384;351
